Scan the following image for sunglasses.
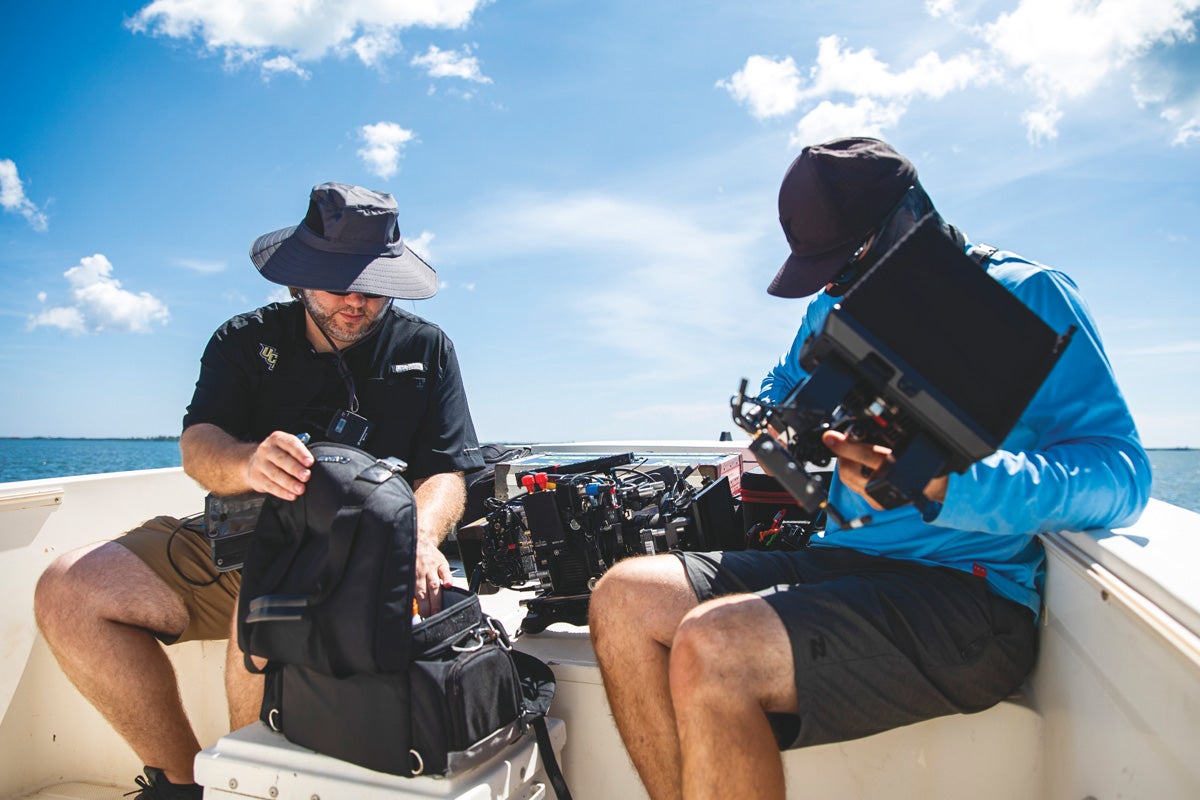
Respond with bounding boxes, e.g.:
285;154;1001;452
326;290;385;300
828;238;873;293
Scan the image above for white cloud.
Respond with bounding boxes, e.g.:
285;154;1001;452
0;159;49;231
985;0;1198;99
721;36;993;144
406;230;435;261
470;192;773;372
925;0;959;19
724;0;1200;145
984;0;1200;139
350;30;400;68
357;122;416;179
716;55;802;119
29;254;170;334
790;98;907;147
410;44;492;83
1021;104;1064;145
265;286;293;304
129;0;487;69
172;257;227;274
799;36;991;101
261;54;310;80
1163;106;1200;145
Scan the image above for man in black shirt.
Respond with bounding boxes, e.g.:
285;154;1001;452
34;183;485;800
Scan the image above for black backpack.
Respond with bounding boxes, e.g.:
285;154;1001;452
237;441;568;793
238;441;416;675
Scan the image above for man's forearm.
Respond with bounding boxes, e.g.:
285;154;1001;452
182;424;314;501
412;471;467;547
180;423;258;495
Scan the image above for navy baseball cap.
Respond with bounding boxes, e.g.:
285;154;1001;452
769;137;917;298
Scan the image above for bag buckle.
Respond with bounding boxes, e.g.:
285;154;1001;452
376;457;408;475
451;618;512;653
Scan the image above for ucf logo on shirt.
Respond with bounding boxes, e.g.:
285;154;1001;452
259;344;279;371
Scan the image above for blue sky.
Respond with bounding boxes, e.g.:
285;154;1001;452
2;0;1198;447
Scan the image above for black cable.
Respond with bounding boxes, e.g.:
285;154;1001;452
166;513;221;587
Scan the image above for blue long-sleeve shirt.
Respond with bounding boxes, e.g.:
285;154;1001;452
760;246;1151;615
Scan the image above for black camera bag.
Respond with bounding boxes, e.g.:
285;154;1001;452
237;442;568;793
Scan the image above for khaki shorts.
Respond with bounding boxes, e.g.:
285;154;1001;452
115;515;242;644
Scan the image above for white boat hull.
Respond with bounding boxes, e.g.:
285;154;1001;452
2;444;1198;799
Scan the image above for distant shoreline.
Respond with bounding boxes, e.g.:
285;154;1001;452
0;436;180;442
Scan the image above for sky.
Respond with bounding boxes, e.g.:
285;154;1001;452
1;0;1198;448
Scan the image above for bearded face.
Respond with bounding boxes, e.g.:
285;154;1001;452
299;290;391;348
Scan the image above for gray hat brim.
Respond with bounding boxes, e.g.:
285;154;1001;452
250;224;438;300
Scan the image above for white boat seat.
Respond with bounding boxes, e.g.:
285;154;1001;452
195;717;566;800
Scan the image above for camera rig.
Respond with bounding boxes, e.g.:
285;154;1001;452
472;452;763;633
733;214;1076;527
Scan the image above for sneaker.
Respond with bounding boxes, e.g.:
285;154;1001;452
124;767;204;800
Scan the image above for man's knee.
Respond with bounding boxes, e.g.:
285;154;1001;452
669;596;789;706
589;554;692;640
34;546;100;632
670;604;738;686
34;541;189;639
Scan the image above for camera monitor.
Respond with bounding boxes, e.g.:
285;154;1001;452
802;213;1074;471
689;476;741;551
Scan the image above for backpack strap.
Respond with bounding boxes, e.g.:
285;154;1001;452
511;649;572;800
310;457;407;607
968;243;998;265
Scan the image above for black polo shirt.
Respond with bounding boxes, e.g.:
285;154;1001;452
182;302;484;480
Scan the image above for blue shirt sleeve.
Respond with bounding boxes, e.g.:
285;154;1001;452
934;256;1152;535
759;294;835;403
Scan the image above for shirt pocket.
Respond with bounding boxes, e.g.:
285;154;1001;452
363;366;430;436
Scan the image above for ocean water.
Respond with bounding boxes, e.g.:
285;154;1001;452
0;439;1196;514
0;439;182;483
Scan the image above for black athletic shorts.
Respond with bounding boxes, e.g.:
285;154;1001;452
676;546;1037;749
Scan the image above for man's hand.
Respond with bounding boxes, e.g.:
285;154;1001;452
245;431;315;501
822;430;948;510
414;539;454;618
410;470;468;618
181;423;313;500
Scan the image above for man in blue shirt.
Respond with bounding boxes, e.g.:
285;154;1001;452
589;137;1151;800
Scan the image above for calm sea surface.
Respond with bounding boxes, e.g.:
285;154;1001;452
0;439;182;483
0;439;1197;514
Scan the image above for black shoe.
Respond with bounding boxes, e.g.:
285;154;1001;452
124;767;204;800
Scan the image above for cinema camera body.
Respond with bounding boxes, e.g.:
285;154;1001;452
733;214;1076;527
476;453;746;633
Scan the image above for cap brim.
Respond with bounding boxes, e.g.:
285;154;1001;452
250;225;438;300
767;243;856;299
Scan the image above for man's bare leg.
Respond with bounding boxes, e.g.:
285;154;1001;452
669;594;796;800
34;542;202;784
225;606;264;730
589;555;699;800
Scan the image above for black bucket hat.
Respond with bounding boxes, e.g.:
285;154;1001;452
769;137;917;298
250;182;437;299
